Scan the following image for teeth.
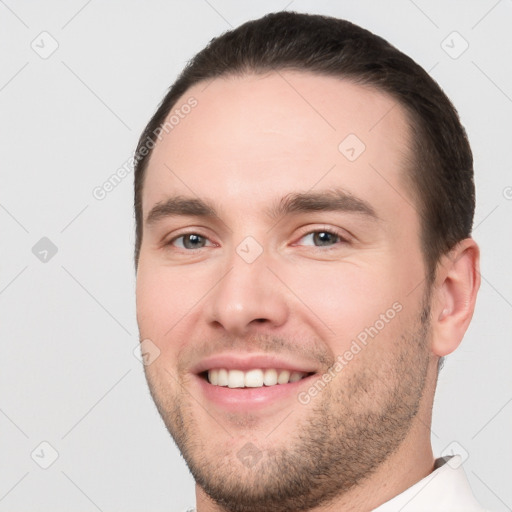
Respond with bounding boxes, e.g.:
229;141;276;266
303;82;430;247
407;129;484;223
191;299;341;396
263;369;278;386
245;369;264;387
228;370;245;388
209;369;219;385
217;368;229;386
277;370;290;384
207;368;308;388
289;371;303;383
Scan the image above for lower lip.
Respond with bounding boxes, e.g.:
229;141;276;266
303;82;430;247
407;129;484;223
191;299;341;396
195;374;316;412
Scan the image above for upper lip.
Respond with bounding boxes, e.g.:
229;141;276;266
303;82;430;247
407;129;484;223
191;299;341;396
190;353;319;375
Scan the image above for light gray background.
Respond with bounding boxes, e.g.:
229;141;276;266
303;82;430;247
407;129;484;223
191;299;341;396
1;1;511;511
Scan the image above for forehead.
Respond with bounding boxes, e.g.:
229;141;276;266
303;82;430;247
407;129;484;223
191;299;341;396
143;71;415;224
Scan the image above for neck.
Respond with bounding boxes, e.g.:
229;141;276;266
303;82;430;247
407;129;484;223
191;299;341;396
325;423;434;511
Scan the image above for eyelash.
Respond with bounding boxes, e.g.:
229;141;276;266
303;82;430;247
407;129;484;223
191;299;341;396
293;228;349;249
167;232;217;250
166;227;350;251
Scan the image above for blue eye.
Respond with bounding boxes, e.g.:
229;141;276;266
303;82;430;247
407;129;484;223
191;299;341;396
172;234;209;249
168;229;346;251
298;231;344;247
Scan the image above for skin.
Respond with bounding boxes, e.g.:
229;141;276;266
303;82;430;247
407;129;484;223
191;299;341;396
136;71;480;511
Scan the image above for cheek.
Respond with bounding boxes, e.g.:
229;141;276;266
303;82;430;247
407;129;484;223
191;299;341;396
136;259;215;359
136;269;168;329
136;261;188;345
285;261;403;348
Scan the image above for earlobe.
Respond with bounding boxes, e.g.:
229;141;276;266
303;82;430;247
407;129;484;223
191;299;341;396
430;238;480;357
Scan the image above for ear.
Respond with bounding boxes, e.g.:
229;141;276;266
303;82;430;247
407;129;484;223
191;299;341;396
430;238;480;357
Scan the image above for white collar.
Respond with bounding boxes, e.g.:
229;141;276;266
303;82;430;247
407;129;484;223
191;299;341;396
373;456;487;511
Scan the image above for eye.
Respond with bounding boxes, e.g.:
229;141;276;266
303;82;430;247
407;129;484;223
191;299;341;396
170;233;213;250
296;230;347;247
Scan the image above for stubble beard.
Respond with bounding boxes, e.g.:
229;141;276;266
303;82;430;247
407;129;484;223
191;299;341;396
143;304;431;512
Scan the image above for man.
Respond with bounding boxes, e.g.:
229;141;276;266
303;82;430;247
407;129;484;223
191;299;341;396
134;11;485;512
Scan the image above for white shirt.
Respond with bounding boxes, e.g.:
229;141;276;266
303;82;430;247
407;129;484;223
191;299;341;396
184;455;488;512
374;455;488;511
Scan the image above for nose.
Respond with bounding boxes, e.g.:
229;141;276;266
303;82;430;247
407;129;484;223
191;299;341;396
204;246;289;337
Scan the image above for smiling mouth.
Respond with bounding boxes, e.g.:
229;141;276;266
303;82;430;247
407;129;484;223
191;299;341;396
202;368;314;388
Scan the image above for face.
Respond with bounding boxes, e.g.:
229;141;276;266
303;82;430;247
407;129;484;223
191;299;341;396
136;72;433;512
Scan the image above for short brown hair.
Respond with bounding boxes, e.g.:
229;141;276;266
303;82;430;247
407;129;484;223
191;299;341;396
133;11;475;277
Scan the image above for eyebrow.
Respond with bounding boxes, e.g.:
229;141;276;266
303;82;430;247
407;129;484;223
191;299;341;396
145;188;378;227
146;196;217;226
268;188;378;221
